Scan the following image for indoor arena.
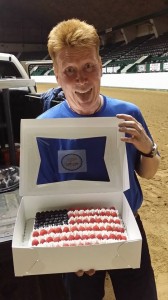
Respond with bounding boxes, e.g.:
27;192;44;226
0;1;168;299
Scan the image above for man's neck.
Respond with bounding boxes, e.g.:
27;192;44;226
68;95;103;115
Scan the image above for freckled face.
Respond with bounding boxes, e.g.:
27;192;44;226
54;47;102;114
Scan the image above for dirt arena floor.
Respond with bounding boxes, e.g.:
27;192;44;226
37;83;168;300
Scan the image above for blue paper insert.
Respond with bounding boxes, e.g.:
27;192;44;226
36;136;109;184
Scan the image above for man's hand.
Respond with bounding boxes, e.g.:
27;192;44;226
76;269;95;277
117;113;160;179
116;114;153;154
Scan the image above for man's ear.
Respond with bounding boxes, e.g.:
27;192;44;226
99;56;103;77
53;65;59;84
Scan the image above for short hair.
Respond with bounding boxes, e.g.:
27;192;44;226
48;19;100;62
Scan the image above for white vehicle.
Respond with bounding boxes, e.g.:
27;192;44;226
0;53;42;145
0;52;36;93
21;60;53;77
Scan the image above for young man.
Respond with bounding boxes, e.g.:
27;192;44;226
38;19;160;300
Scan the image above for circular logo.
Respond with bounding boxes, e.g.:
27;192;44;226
61;154;82;171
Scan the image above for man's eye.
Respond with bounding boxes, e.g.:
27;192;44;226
85;63;94;72
65;67;75;76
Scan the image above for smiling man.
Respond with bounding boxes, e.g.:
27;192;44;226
37;19;160;300
53;46;102;115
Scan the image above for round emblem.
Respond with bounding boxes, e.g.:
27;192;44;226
61;154;82;171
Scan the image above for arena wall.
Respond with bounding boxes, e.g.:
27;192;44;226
32;72;168;90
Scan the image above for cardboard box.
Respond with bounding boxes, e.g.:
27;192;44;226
12;117;142;276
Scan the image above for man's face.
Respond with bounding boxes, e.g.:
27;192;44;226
54;47;102;113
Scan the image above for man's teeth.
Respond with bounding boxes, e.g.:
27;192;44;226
76;89;91;94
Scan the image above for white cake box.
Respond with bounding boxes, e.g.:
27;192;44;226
12;117;142;276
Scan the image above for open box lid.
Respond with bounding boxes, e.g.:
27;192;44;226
19;117;130;196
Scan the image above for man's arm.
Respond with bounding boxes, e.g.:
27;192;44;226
136;154;160;179
117;113;160;179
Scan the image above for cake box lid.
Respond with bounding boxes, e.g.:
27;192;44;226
19;117;130;196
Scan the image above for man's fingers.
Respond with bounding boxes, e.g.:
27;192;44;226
116;114;136;121
76;269;95;277
76;270;84;277
85;269;95;276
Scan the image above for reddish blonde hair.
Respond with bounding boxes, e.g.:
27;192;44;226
48;19;100;62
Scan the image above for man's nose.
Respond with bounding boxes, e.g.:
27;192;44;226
76;71;88;84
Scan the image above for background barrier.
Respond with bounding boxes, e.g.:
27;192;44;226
32;72;168;90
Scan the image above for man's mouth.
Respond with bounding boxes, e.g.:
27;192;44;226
75;88;92;97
